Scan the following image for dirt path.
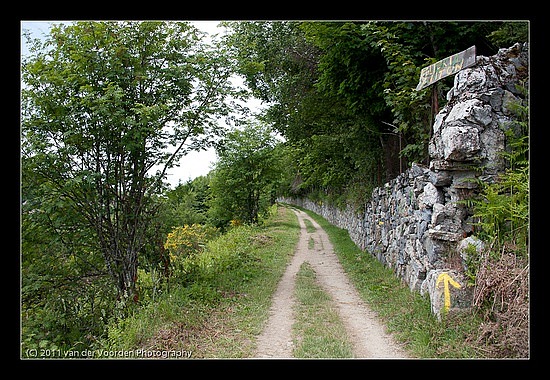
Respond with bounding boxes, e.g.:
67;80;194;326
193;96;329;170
254;207;410;359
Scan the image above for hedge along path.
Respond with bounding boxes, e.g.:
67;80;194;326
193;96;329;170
254;207;410;359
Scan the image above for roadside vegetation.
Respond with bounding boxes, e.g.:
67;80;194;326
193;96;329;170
99;204;299;358
100;203;506;359
21;20;528;359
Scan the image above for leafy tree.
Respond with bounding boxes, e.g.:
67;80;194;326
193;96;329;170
222;21;318;106
224;21;514;208
303;21;504;172
224;21;381;205
209;123;283;226
487;21;529;48
162;175;212;227
21;21;237;305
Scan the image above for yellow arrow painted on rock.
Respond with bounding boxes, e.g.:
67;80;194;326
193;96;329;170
436;272;462;313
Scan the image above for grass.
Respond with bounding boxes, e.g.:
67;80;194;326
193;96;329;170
98;203;486;359
292;261;355;358
98;204;300;358
294;205;486;359
303;218;316;233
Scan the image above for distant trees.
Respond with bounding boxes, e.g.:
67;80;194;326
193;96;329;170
162;175;212;227
209;123;284;226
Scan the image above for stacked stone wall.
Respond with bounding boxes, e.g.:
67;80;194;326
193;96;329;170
280;43;528;319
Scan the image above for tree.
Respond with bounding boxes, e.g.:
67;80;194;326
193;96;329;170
162;175;212;228
225;21;393;204
224;21;512;208
209;124;283;226
21;21;237;303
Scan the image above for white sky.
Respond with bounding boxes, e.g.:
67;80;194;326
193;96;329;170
21;20;265;188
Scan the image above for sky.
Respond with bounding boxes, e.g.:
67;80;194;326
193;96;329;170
21;20;265;188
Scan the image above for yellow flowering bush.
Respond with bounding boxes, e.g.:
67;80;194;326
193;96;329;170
164;224;219;265
230;219;242;227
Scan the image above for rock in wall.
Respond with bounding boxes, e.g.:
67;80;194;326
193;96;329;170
280;43;529;320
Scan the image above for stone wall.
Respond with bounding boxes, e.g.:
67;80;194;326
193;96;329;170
280;43;529;319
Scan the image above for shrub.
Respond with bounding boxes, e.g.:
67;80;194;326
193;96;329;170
164;224;219;281
463;81;529;358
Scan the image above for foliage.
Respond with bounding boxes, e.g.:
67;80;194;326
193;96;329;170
487;21;529;48
21;163;115;354
209;123;284;227
139;175;214;296
222;21;318;106
164;224;220;279
360;22;433;165
22;20;236;304
460;82;529;358
164;224;219;259
161;175;212;228
468;166;529;252
224;21;512;207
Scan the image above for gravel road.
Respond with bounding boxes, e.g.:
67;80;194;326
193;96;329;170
254;207;410;359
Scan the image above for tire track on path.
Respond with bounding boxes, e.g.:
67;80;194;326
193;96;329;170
254;207;409;359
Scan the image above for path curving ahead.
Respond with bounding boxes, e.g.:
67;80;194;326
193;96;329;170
254;207;410;359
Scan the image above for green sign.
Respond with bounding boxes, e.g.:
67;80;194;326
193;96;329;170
415;46;476;91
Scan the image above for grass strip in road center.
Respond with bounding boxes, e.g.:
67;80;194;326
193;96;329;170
292;261;355;358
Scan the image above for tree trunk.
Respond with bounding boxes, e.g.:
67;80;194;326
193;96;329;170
99;235;139;303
